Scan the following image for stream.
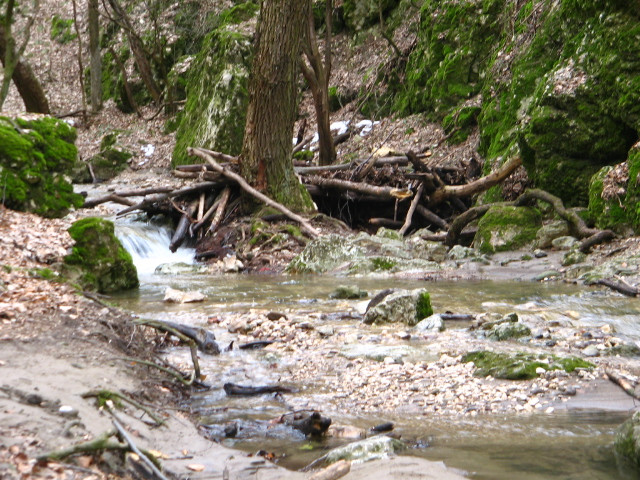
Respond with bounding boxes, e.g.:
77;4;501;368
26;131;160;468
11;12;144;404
112;219;640;479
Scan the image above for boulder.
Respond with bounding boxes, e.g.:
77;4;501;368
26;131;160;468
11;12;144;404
615;411;640;468
84;131;133;182
63;217;138;293
414;314;445;332
473;205;542;254
314;435;405;466
330;285;368;300
0;115;83;218
363;289;433;326
487;322;531;341
535;221;570;249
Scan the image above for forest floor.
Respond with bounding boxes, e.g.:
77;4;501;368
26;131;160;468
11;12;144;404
2;1;640;479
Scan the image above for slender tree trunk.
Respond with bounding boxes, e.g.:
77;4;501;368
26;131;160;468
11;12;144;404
301;0;336;166
239;0;314;212
106;0;161;104
88;0;102;112
0;0;49;114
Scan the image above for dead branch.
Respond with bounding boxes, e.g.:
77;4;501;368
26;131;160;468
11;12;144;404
605;369;640;399
37;429;125;461
415;205;449;230
594;278;639;297
169;198;199;252
119;357;196;386
112;418;170;480
305;175;410;201
428;156;522;207
206;186;231;235
81;390;165;426
83;186;173;208
188;147;320;238
399;182;424;236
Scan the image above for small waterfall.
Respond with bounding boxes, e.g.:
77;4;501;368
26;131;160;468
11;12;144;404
115;220;195;276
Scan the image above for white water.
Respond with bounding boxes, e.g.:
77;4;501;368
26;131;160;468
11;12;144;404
115;220;195;276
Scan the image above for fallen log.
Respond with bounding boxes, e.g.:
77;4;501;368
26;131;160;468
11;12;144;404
223;383;295;396
309;460;351;480
206;186;231;235
305;175;411;201
188;147;320;238
605;369;640;400
594;278;639;297
138;319;220;355
415;205;449;230
83;186;173;208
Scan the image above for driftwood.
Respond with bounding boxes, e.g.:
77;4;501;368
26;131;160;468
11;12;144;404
138;319;220;355
594;278;639;297
399;182;424;236
169;199;199;252
286;411;332;436
428;156;522;207
238;340;276;350
188;147;320;238
206;186;231;235
605;369;640;399
81;389;165;426
83;186;173;208
223;382;295;396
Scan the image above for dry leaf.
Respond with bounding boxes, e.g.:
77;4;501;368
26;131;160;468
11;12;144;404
76;455;94;468
187;464;205;472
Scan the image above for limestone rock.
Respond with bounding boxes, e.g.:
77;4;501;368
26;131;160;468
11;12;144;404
414;314;445;332
316;435;405;466
163;287;205;304
535;221;570;249
363;289;432;326
473;206;542;254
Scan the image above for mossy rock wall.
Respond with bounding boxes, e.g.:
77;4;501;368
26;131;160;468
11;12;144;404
0;116;83;218
473;205;541;254
172;27;252;166
343;0;401;31
396;0;506;119
396;0;640;206
588;143;640;233
64;217;139;293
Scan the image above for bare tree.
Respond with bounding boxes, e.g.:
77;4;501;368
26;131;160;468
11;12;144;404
239;0;314;212
0;0;49;113
300;0;336;166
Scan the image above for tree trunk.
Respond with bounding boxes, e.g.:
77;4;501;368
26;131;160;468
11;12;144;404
239;0;314;212
0;11;49;114
301;0;336;166
106;0;161;104
88;0;102;112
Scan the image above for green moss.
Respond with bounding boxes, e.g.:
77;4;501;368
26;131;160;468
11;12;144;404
0;116;83;218
462;351;594;380
50;15;77;44
623;147;640;231
442;106;481;144
293;150;314;162
214;2;259;27
343;0;401;31
371;257;396;271
396;0;506;120
415;291;433;321
28;268;61;281
172;28;252;166
474;205;542;254
64;217;138;293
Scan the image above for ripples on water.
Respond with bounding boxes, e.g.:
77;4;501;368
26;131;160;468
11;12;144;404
112;221;640;479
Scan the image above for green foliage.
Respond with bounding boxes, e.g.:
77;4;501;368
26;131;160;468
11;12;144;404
442;106;481;144
50;15;77;44
0;116;83;218
213;2;259;28
343;0;401;31
462;350;594;380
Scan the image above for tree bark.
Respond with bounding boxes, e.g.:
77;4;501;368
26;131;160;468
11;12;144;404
88;0;102;112
239;0;314;212
0;2;49;113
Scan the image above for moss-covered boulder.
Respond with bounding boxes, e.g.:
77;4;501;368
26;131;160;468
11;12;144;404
172;26;252;166
473;205;541;254
535;220;570;249
0;116;83;218
315;435;405;466
487;322;531;341
462;351;594;380
363;288;432;326
64;217;138;293
85;132;133;182
615;412;640;468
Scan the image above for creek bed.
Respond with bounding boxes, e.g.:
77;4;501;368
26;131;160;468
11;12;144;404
113;270;640;479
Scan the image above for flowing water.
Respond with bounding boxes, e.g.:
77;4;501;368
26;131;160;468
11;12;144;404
112;221;640;479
